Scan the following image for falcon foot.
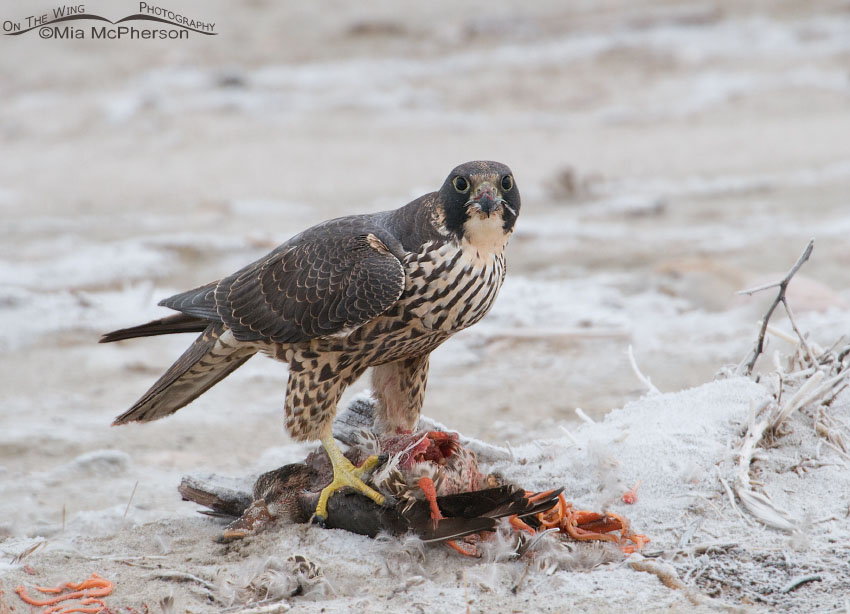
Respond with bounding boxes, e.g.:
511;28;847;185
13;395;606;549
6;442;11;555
312;436;392;524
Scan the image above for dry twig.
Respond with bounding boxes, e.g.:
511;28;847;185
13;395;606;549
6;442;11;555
629;555;745;612
152;571;218;593
780;574;822;593
123;481;139;520
627;345;660;395
737;239;814;376
734;398;800;532
730;239;850;529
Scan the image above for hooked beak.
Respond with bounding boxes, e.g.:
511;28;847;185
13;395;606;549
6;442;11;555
466;181;500;217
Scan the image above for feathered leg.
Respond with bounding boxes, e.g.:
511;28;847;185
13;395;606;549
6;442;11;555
284;352;392;522
371;354;430;433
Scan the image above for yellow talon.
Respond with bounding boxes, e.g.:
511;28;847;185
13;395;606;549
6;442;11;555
313;434;387;522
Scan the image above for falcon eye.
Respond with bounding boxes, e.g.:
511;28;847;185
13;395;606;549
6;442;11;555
452;176;470;193
501;175;514;191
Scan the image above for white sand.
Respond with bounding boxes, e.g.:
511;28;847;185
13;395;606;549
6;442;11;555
3;375;849;612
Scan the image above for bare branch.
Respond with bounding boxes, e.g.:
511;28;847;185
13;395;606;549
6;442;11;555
782;298;819;367
737;239;814;297
738;239;814;375
736;279;782;296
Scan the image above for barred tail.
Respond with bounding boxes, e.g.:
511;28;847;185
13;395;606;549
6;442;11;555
112;323;255;425
100;313;210;343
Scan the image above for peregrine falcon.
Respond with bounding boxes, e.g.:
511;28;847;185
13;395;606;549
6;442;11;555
102;160;521;522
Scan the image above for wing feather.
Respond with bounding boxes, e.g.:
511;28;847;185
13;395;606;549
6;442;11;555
157;217;406;344
216;228;405;344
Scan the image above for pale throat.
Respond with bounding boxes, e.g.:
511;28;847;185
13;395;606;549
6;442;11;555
461;213;510;258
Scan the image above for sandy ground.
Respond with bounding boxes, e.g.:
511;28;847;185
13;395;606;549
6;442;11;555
2;1;850;612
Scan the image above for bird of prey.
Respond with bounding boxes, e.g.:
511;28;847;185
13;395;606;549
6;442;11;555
102;160;521;523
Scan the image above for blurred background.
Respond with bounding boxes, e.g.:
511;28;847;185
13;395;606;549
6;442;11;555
2;1;849;535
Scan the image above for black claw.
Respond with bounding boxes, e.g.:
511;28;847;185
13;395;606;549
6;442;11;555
376;453;389;466
311;514;328;528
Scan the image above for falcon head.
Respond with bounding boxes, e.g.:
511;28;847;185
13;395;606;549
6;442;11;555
437;160;520;251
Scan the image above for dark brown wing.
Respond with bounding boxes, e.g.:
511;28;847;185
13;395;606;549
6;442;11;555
158;282;219;321
218;232;404;343
160;221;406;345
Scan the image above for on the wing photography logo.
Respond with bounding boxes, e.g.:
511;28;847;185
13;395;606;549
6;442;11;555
2;3;216;40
